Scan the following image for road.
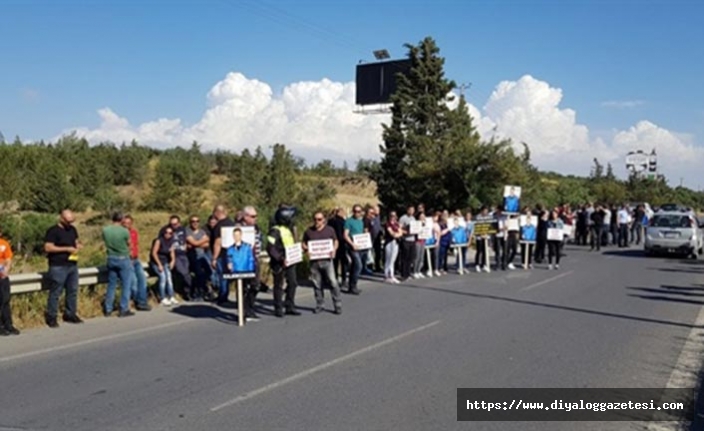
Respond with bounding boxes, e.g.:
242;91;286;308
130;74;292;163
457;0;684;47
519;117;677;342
1;246;704;431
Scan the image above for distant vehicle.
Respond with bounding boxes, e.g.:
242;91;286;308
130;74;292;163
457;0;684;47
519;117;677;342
658;203;688;212
644;210;703;258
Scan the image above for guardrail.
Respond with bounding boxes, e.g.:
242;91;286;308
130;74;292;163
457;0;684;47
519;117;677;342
9;254;272;295
8;263;151;295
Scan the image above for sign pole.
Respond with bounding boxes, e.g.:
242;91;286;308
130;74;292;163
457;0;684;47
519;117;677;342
426;246;433;277
523;243;529;269
458;245;464;275
484;238;490;272
237;279;245;327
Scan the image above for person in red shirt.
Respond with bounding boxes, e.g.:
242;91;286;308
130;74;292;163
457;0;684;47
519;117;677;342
122;216;151;311
0;228;19;335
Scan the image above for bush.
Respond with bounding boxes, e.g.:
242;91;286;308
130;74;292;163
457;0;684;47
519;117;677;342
0;212;57;256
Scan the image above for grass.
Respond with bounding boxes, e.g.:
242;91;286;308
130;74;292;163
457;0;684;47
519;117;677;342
9;174;378;329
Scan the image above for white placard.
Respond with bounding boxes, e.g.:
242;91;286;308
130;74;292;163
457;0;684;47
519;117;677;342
353;233;372;250
547;228;563;241
221;225;256;248
562;224;574;238
308;239;335;260
506;218;519;231
409;221;422;235
285;243;303;265
419;226;434;240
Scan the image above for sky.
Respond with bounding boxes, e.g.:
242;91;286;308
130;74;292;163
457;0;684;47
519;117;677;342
2;0;704;187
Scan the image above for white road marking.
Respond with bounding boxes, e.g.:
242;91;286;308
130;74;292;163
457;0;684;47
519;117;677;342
0;319;194;364
519;271;574;292
209;320;441;412
646;299;704;431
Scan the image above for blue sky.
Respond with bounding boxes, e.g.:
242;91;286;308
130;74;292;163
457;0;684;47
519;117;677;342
2;0;704;183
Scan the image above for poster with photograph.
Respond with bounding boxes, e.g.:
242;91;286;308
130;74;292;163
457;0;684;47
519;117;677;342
519;215;538;243
221;225;256;248
503;185;522;214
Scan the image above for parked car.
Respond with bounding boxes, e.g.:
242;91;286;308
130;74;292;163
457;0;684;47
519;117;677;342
644;211;704;258
658;203;688;212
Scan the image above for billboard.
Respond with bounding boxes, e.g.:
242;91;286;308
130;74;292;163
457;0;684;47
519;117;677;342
355;59;412;106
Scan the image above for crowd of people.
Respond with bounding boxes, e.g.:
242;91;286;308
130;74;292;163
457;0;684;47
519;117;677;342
0;200;650;336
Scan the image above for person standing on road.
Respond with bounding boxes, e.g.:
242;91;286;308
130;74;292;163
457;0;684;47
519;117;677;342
398;205;417;280
631;204;645;245
150;228;177;306
493;205;508;271
43;209;83;328
590;205;605;251
505;214;519;270
383;211;403;283
371;205;383;273
102;212;135;318
122;215;151;312
0;228;19;336
186;215;210;302
534;205;548;264
239;206;264;319
617;204;630;248
303;211;342;315
211;205;236;305
267;206;301;317
547;210;565;270
474;206;492;272
343;204;365;294
160;216;193;301
328;208;348;289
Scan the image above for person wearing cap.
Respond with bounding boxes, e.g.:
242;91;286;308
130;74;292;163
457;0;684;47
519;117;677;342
0;227;19;335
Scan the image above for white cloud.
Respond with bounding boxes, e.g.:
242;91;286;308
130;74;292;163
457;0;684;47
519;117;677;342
601;100;645;109
57;72;704;188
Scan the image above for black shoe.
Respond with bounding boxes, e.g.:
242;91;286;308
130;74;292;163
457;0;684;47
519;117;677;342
136;304;152;311
5;326;20;335
334;307;342;315
245;308;259;319
46;316;59;328
0;327;9;336
314;305;324;314
349;288;361;295
63;314;84;324
275;308;284;318
285;308;302;316
118;310;135;318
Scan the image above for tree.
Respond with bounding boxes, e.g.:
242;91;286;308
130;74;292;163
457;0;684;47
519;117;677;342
590;158;604;180
262;144;299;207
605;163;616;181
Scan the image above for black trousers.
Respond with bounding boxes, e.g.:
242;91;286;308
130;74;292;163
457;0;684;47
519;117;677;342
173;254;193;299
400;240;416;279
0;277;12;329
475;238;487;267
505;235;518;266
273;266;298;311
548;241;561;265
494;237;506;269
618;224;629;247
373;233;383;272
333;245;348;284
590;226;602;250
535;233;547;263
576;227;588;246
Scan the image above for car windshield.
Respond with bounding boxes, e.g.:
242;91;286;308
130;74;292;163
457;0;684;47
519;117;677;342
652;215;690;228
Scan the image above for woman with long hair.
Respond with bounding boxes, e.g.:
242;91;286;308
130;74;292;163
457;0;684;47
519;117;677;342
547;210;565;270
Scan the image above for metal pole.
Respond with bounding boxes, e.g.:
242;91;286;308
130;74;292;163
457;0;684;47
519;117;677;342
426;246;433;277
484;238;490;272
237;279;245;327
458;245;464;275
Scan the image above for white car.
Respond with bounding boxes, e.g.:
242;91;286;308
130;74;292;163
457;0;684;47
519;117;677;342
644;210;704;258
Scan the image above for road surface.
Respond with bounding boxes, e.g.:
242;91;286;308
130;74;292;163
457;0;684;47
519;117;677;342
1;246;703;431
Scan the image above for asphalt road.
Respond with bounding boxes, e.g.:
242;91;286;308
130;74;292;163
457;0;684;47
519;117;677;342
1;246;704;431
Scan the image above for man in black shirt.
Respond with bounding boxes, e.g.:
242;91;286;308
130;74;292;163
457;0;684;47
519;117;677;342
303;211;341;315
328;208;348;288
43;209;83;328
210;205;236;305
590;205;605;251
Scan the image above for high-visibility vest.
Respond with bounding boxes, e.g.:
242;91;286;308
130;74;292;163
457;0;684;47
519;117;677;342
273;225;294;247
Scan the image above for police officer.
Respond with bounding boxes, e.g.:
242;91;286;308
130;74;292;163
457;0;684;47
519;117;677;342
266;206;301;317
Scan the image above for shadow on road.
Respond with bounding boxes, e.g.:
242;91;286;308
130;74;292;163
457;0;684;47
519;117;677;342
170;304;239;325
602;249;647;258
393;282;704;329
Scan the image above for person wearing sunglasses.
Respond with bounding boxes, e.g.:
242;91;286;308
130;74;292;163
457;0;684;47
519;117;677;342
239;206;264;318
343;204;365;295
186;215;210;301
150;228;177;306
303;211;341;315
43;209;83;328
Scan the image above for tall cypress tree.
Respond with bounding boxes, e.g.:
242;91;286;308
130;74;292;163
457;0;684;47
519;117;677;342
374;37;456;211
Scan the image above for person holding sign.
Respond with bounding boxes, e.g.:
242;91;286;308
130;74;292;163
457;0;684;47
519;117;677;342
546;210;565;270
505;214;520;270
343;204;365;295
520;209;537;270
398;205;418;280
493;206;508;271
383;211;403;283
474;207;493;272
266;206;301;317
303;211;341;315
503;186;521;214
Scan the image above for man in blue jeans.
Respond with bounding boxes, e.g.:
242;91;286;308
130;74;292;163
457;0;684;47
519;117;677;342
122;215;151;311
343;204;365;295
43;209;83;328
102;212;135;317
